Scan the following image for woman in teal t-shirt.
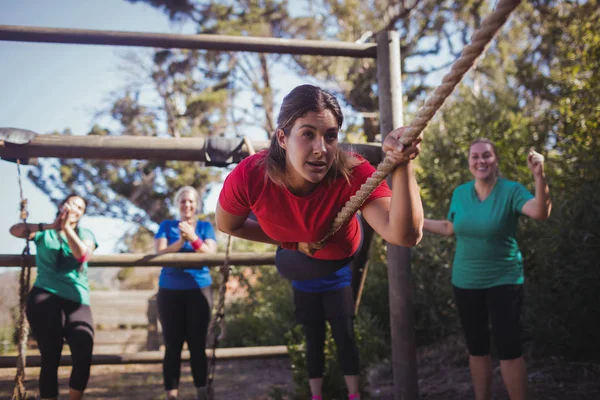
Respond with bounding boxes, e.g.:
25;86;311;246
154;186;217;400
10;193;98;400
423;139;551;400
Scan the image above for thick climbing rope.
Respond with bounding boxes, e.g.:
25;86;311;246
319;0;522;244
13;159;32;400
206;136;256;399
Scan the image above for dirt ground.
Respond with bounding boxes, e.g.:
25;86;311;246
369;337;600;400
0;358;293;400
1;343;599;399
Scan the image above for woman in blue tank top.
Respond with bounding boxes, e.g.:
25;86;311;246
154;186;217;400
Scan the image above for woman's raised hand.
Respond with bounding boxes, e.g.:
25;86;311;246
527;147;545;178
382;127;422;166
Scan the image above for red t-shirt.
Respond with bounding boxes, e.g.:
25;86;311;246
218;151;392;260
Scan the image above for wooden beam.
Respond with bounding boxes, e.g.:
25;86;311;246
0;252;275;268
377;31;419;400
0;134;383;165
0;346;289;368
0;25;377;58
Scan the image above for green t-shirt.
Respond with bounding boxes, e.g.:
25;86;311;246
33;228;98;305
448;178;534;289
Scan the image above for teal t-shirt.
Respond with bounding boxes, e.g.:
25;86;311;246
33;228;98;305
448;178;534;289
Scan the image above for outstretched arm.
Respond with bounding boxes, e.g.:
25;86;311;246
10;222;52;240
215;204;279;245
423;219;454;237
9;209;64;240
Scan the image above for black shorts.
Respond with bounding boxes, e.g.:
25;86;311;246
293;285;354;323
453;284;524;360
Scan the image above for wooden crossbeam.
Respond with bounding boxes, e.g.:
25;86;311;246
0;134;383;165
0;252;275;268
0;345;289;368
0;25;377;58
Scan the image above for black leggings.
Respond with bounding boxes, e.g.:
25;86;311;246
294;286;359;378
157;287;212;390
26;286;94;398
304;317;360;378
453;284;524;360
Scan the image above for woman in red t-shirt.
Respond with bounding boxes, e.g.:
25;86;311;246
217;84;423;259
216;84;423;399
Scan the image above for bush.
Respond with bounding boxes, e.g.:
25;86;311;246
217;266;295;347
523;179;600;359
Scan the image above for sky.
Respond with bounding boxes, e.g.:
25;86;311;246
0;0;310;266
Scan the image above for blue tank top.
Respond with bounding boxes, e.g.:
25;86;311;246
155;219;216;290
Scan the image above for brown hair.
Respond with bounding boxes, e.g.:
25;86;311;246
469;138;500;176
260;84;361;186
56;193;87;233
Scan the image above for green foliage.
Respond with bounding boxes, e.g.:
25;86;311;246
511;1;600;359
217;265;296;347
359;236;459;347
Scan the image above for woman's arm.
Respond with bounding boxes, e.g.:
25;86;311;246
423;218;454;237
361;128;424;247
178;221;218;254
521;156;551;220
196;238;217;253
63;225;96;259
10;209;64;240
9;222;54;240
154;237;185;255
362;163;424;247
215;204;279;245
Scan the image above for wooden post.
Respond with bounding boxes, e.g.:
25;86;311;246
146;293;161;351
376;31;419;400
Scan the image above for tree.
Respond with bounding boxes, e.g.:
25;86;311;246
509;0;600;359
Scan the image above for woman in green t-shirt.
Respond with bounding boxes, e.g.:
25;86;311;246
10;193;98;400
423;139;551;400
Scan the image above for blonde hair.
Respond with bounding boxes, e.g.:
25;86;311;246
173;186;200;212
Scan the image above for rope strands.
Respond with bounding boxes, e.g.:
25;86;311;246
12;159;32;400
319;0;522;244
